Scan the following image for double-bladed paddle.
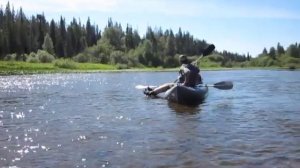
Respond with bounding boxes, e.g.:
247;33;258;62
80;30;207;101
135;81;233;90
204;81;233;90
192;44;215;65
135;44;233;91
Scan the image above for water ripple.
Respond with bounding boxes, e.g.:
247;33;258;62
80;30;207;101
0;71;300;167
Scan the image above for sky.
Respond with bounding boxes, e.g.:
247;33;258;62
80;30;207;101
1;0;300;57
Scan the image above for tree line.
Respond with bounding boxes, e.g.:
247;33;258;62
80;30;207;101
0;2;99;60
1;2;251;68
247;42;300;69
260;43;300;59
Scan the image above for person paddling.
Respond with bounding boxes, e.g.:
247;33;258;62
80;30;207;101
144;54;202;96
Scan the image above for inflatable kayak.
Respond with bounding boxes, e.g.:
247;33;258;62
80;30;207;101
139;81;232;105
164;84;208;105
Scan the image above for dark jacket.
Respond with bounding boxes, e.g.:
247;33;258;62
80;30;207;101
178;63;202;87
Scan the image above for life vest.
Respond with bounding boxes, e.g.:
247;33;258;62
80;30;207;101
179;64;202;87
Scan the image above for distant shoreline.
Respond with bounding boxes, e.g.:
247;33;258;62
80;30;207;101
0;61;297;76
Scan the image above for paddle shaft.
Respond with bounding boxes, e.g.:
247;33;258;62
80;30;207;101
136;81;233;90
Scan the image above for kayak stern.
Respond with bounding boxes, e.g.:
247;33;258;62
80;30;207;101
164;85;208;105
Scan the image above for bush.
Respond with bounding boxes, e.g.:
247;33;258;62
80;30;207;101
26;52;39;63
208;54;224;62
239;62;250;68
164;56;178;68
54;59;78;69
265;59;275;67
116;63;128;69
250;56;272;67
37;50;55;63
285;57;300;64
73;53;90;63
4;53;17;61
110;51;127;64
127;56;141;68
287;64;296;70
224;61;233;68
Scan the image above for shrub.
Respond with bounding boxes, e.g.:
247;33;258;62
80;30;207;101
4;53;17;61
265;59;275;67
224;61;233;68
54;59;78;69
110;51;127;64
285;57;300;64
116;63;128;69
73;53;90;63
164;56;178;68
239;62;250;68
127;56;141;68
26;52;39;63
288;64;296;70
37;50;55;63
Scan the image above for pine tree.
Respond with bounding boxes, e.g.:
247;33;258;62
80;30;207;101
86;17;93;46
125;24;134;50
247;52;251;61
42;33;54;55
262;48;268;55
0;7;5;58
194;39;207;55
165;30;176;56
132;30;141;49
286;43;299;58
269;47;276;59
5;2;13;54
29;15;39;52
102;20;124;51
49;19;56;49
15;7;29;57
276;42;285;56
56;16;66;57
146;27;157;53
37;14;47;49
176;28;184;54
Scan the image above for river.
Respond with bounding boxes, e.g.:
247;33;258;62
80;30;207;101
0;70;300;167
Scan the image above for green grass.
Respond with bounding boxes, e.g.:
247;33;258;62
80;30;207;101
0;61;117;75
0;60;180;75
76;62;116;70
1;59;298;76
0;61;54;70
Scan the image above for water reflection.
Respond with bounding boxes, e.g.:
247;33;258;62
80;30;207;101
167;102;202;114
0;71;300;167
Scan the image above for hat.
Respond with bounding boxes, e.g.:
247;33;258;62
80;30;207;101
179;55;188;63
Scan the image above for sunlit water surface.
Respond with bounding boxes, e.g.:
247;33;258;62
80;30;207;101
0;70;300;167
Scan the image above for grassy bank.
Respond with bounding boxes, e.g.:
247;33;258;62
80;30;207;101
0;61;174;75
0;61;118;75
0;61;297;75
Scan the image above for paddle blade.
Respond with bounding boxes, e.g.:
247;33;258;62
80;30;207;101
135;85;157;90
202;44;215;56
213;81;233;90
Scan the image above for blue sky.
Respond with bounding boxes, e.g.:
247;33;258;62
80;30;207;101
2;0;300;56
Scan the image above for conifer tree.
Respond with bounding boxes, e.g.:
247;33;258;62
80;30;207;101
42;33;54;55
276;42;285;56
269;47;276;59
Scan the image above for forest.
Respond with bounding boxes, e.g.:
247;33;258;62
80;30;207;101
0;2;299;70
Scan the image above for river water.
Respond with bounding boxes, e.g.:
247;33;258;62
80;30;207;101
0;70;300;167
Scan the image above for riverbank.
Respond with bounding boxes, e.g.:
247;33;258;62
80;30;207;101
0;61;175;75
0;61;296;75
